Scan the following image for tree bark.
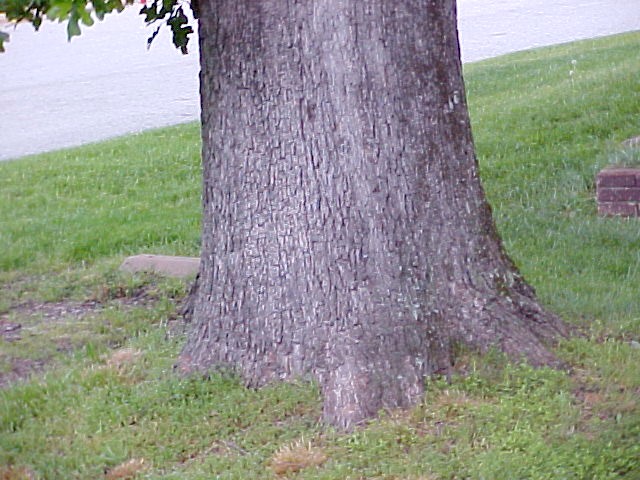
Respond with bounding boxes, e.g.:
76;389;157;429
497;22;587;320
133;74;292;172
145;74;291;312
179;0;569;429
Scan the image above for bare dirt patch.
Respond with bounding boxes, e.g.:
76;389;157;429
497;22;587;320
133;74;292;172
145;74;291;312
5;300;102;323
0;357;48;389
0;301;102;388
0;319;22;342
0;286;169;388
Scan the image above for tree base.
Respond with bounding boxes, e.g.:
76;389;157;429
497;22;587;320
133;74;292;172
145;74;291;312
178;278;569;430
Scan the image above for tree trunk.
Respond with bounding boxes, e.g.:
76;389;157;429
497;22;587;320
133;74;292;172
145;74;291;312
179;0;569;429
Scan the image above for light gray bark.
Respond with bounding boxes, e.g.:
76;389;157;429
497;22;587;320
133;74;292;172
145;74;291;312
179;0;568;429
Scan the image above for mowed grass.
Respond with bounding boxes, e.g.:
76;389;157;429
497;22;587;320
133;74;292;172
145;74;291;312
465;31;640;330
1;32;639;479
0;125;202;272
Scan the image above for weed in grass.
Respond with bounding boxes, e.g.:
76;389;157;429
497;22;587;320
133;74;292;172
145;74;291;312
269;438;327;476
106;348;143;369
0;466;36;480
104;458;148;480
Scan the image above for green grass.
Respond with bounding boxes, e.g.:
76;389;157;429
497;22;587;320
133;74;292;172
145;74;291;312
605;146;640;168
1;32;640;479
0;125;202;272
465;31;640;330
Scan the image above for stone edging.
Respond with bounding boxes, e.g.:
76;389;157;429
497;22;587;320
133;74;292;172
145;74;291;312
119;254;200;278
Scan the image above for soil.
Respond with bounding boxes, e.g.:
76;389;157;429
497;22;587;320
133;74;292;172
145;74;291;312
0;286;185;388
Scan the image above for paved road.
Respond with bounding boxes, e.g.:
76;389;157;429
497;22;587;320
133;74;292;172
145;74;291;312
1;9;199;161
458;0;639;63
1;0;639;161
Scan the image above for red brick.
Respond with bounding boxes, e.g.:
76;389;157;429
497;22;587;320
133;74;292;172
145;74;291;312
597;168;638;188
598;202;638;217
597;187;640;202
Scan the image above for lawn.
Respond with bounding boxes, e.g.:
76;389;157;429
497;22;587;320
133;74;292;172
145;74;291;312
1;31;639;479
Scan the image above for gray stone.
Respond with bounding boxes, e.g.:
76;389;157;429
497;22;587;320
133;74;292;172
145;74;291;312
119;255;200;278
622;135;640;148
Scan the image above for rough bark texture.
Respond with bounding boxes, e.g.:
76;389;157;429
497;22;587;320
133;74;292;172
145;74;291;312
179;0;569;429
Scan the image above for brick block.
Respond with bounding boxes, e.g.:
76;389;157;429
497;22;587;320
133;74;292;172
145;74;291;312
597;168;638;188
598;202;638;217
597;187;640;202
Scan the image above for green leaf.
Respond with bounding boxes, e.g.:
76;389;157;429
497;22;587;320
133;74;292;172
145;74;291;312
79;7;94;26
47;0;73;21
167;6;192;54
67;14;81;39
0;31;8;53
140;3;158;23
113;0;126;13
140;0;194;53
92;0;108;19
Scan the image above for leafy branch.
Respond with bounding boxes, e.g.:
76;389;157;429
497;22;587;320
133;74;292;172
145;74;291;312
0;0;196;53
